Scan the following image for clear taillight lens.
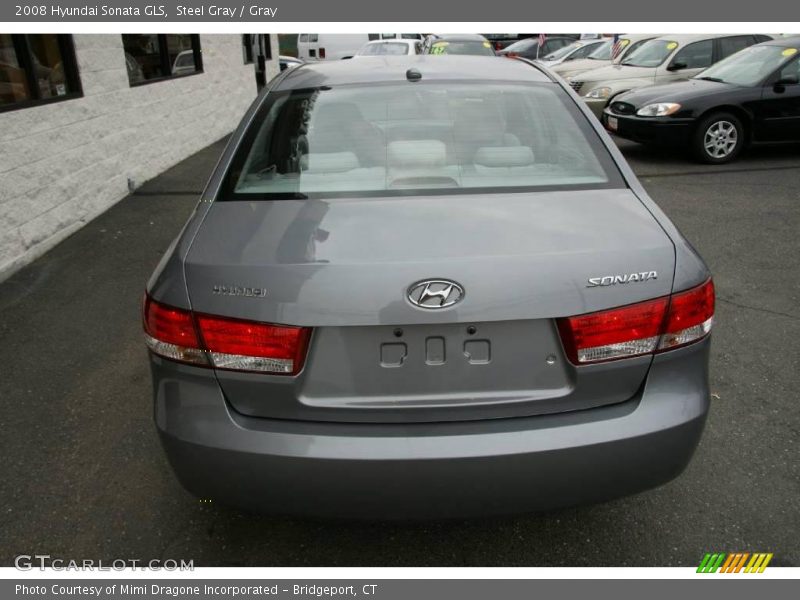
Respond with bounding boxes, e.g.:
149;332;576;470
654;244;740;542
142;295;311;375
557;279;715;364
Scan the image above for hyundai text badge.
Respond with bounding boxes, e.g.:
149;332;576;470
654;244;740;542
407;279;464;309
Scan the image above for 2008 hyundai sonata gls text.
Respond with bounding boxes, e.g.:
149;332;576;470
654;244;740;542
143;56;714;519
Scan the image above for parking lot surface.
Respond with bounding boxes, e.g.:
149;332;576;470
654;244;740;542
0;137;797;567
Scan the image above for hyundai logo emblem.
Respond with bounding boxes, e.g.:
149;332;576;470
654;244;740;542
407;279;464;309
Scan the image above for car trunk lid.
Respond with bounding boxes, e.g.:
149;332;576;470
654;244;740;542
184;189;675;423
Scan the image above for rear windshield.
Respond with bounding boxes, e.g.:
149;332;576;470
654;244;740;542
222;81;623;200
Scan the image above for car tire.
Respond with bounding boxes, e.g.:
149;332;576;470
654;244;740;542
692;112;745;164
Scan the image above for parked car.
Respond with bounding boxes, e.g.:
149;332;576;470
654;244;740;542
143;55;715;519
481;33;539;51
171;50;196;76
571;34;774;118
552;34;660;80
603;37;800;163
354;39;422;57
422;34;496;56
298;33;422;61
537;38;607;67
279;55;303;71
497;35;577;60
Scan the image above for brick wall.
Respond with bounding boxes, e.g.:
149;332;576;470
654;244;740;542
0;34;279;280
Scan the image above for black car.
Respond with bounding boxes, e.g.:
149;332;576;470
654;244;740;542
496;36;579;60
603;37;800;163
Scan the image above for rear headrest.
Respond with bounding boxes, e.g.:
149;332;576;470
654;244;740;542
474;146;535;168
300;152;360;173
388;140;446;168
313;102;365;126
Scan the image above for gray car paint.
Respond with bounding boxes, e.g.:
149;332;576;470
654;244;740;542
153;337;709;518
146;56;712;516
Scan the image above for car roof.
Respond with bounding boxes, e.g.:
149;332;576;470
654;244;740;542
274;55;552;90
429;33;489;42
763;35;800;47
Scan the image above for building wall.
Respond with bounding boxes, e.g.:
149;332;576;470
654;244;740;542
0;34;279;280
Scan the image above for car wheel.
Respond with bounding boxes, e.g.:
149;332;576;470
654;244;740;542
692;112;744;164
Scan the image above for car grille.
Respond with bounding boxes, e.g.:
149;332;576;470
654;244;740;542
569;81;584;94
610;101;636;115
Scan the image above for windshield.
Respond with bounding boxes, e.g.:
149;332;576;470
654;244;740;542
358;42;410;56
622;39;678;67
223;82;622;199
543;41;583;61
429;40;495;56
696;44;798;86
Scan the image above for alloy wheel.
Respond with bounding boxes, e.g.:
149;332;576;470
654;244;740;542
703;120;738;159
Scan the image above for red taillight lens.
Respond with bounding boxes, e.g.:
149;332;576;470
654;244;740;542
142;295;311;375
319;47;326;59
557;297;668;364
196;314;311;375
142;295;207;365
658;279;715;351
557;279;715;364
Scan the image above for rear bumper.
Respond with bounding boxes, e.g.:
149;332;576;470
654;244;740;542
153;339;710;519
602;111;693;146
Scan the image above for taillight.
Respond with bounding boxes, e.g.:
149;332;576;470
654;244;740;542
557;279;714;364
196;314;311;375
658;278;715;351
319;47;326;59
142;295;311;375
142;295;207;366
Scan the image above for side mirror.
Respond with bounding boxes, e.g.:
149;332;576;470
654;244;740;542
667;61;688;72
773;74;799;92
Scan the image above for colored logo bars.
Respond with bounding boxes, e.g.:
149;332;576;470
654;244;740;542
697;552;773;573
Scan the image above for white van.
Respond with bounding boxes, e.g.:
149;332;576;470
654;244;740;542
297;33;422;61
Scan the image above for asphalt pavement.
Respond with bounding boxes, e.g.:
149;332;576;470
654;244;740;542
0;136;798;567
